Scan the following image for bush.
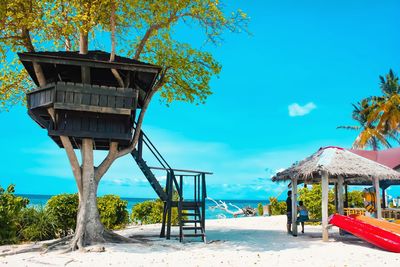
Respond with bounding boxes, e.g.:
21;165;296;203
298;184;335;220
347;190;364;208
17;206;57;241
131;199;180;225
0;184;29;244
257;203;264;216
268;197;287;215
97;195;129;230
46;193;78;237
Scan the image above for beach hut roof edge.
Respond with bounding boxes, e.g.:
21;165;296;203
272;146;400;183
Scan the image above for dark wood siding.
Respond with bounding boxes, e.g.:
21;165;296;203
27;82;138;148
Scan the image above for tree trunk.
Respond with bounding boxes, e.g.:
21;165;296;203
70;35;106;250
67;34;132;251
71;139;105;249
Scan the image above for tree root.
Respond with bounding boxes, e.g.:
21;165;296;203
63;229;137;253
0;246;43;257
42;235;73;254
0;235;74;257
0;231;139;257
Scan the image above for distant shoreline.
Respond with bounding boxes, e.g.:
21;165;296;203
16;193;273;203
17;194;272;220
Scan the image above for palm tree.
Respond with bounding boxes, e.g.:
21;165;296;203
343;69;400;150
338;99;389;150
370;70;400;133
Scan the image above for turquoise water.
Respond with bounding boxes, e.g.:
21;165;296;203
18;194;268;220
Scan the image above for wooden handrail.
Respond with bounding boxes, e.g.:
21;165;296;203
149;166;213;175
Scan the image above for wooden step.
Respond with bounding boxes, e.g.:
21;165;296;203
182;201;201;207
182;213;199;216
182;219;201;223
183;234;204;238
182;226;203;230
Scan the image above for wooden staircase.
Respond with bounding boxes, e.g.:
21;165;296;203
131;130;211;242
179;201;206;242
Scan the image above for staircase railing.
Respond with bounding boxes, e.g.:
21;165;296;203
133;127;211;242
136;130;182;197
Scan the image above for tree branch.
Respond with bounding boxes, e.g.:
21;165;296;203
21;28;47;86
95;141;119;181
116;90;156;158
134;12;179;60
60;136;83;192
109;1;124;87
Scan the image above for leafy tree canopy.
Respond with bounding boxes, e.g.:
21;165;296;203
0;0;249;110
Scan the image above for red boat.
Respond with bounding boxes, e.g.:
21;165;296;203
329;214;400;253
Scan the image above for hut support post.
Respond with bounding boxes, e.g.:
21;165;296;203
373;177;382;219
321;171;329;242
382;186;388;209
337;175;344;215
334;183;338;211
291;178;298;237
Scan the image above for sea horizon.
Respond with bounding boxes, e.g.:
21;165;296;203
17;193;272;220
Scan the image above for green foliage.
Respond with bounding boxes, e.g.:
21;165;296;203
1;189;132;243
17;206;57;241
0;0;249;109
0;184;29;244
46;193;131;233
268;197;287;215
342;69;400;149
46;193;78;237
257;203;263;216
97;195;129;230
298;184;335;220
347;190;364;208
131;199;180;225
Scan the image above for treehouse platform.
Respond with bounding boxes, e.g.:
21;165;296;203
19;50;161;150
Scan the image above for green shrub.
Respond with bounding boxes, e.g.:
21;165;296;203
46;193;78;237
0;185;29;244
347;190;364;208
257;203;264;216
97;195;129;230
298;184;335;220
0;184;29;244
17;206;57;241
131;199;180;225
268;197;287;215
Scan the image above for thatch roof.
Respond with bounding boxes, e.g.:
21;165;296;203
272;146;400;183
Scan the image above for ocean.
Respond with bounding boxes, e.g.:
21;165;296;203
18;194;268;220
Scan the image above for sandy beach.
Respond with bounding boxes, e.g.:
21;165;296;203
1;215;399;267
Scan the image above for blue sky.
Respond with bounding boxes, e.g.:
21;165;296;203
1;0;400;200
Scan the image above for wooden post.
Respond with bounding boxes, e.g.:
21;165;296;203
337;176;344;215
138;131;143;159
321;171;329;242
373;177;382;219
344;183;349;208
334;183;338;212
382;187;387;209
291;178;298;237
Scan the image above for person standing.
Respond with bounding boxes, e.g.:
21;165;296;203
286;190;292;234
297;201;309;234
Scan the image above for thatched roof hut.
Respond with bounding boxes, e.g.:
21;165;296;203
272;146;400;183
271;146;400;241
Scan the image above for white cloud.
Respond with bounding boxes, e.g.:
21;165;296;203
288;102;316;117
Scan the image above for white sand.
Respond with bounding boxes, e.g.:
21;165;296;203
1;215;399;267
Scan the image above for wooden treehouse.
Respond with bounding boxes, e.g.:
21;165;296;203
20;50;211;242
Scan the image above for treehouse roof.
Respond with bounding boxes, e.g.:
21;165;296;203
18;50;161;91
